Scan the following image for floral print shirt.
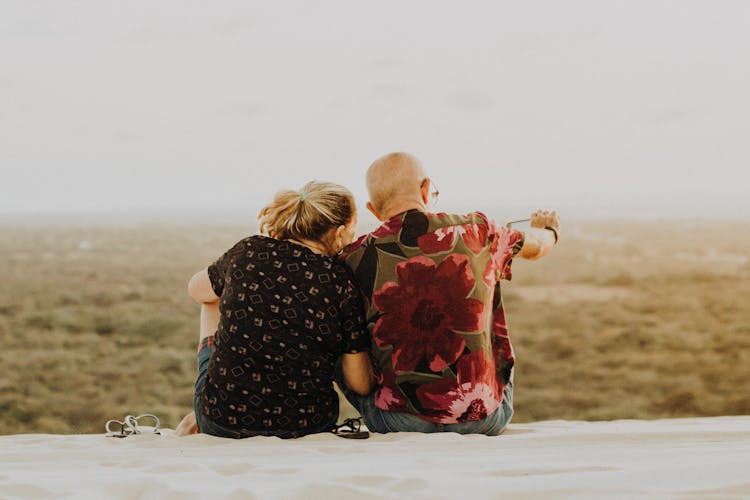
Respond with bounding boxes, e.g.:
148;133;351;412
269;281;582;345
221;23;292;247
344;209;524;424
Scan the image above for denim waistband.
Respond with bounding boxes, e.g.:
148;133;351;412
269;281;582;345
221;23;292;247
197;335;215;354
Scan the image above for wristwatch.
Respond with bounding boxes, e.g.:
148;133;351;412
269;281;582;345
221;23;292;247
544;226;559;244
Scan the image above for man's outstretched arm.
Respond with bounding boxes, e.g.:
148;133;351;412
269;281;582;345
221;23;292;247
517;210;560;261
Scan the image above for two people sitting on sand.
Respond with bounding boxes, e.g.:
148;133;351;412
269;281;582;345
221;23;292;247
176;152;559;438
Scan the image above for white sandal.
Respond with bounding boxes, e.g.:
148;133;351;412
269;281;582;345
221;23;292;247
105;414;161;438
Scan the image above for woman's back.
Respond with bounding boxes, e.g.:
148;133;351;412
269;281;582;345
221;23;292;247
198;235;369;437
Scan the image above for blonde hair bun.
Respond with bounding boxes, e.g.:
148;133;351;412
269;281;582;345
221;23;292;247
258;181;355;242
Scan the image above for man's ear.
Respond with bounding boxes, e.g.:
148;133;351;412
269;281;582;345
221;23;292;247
420;179;430;205
366;201;383;221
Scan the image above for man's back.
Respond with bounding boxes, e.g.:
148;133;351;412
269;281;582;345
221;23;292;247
344;209;524;424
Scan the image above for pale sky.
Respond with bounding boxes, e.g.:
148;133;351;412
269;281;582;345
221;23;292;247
1;1;749;222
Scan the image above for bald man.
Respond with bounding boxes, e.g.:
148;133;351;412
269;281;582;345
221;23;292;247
339;152;559;435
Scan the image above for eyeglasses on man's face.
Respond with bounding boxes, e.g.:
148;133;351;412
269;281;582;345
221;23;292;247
421;178;439;205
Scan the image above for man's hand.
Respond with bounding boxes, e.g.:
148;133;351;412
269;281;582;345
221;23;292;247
530;210;560;233
518;210;560;261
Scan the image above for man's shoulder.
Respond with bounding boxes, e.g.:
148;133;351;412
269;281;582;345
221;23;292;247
426;210;492;229
353;210;494;243
342;210;498;269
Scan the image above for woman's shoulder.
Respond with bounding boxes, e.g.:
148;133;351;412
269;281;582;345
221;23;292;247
231;234;273;250
218;234;268;261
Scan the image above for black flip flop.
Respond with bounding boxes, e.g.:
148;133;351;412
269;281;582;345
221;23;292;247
332;417;370;439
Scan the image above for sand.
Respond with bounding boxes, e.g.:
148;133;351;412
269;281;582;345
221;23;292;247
1;417;749;499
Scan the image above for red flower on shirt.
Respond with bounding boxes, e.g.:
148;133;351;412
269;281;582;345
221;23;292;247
372;216;404;238
492;306;513;359
374;367;410;412
372;254;484;372
417;222;489;255
484;225;523;284
341;234;368;259
416;349;500;423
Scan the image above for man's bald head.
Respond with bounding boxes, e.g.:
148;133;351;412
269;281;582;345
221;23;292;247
366;152;427;216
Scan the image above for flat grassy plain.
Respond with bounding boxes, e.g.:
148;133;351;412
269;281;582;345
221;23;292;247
1;218;749;434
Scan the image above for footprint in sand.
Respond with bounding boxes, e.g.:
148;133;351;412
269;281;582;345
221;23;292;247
0;484;53;499
487;466;616;477
259;467;302;475
393;478;429;492
150;464;200;474
347;475;402;487
347;475;428;492
99;460;143;469
213;463;257;476
223;489;260;500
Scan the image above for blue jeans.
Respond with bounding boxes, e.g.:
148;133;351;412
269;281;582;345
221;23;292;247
336;363;514;436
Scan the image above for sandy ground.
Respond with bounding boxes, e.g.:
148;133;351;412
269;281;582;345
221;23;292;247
1;417;749;499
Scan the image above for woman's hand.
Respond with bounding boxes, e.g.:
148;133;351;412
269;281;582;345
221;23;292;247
341;352;376;396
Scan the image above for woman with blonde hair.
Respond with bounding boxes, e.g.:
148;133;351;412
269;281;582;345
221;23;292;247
176;181;374;438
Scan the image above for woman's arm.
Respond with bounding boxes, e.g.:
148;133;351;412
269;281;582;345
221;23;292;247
188;268;221;343
188;268;220;304
341;352;375;396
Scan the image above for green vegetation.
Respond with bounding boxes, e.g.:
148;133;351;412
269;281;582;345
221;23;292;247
1;219;748;434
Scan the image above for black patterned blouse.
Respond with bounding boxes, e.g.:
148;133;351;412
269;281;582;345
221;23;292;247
198;235;370;437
